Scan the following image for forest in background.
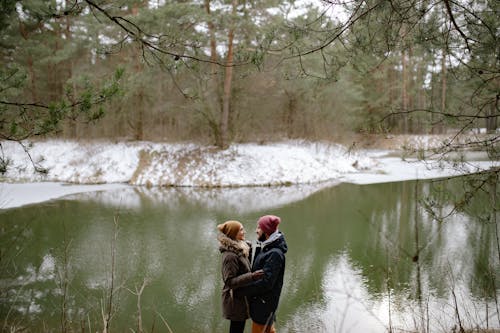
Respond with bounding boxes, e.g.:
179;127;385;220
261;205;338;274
0;2;499;332
0;0;498;149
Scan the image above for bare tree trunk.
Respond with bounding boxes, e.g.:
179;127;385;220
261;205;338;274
416;55;425;133
491;172;500;263
127;278;149;333
102;215;119;333
408;45;414;133
401;49;409;133
19;22;39;104
53;23;64;100
430;57;437;133
486;82;499;133
218;0;237;149
440;49;447;134
203;0;223;144
59;222;71;333
135;90;144;140
27;57;37;102
65;14;78;138
204;0;217;75
387;63;397;130
284;90;297;138
132;2;144;140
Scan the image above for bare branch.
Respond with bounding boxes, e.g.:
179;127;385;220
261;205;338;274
0;100;50;109
381;108;498;121
283;0;384;60
442;0;472;52
83;0;246;67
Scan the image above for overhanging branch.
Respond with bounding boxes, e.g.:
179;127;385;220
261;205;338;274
381;108;498;121
442;0;472;52
84;0;246;67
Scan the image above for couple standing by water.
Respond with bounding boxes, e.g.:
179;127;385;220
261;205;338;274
217;215;288;333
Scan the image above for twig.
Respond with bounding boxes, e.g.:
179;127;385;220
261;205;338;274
83;0;241;67
442;0;472;52
448;265;465;333
155;311;174;333
126;278;150;333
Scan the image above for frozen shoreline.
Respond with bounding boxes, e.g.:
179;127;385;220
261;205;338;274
0;182;129;209
1;139;498;209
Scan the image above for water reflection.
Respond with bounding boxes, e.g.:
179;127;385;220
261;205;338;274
0;180;498;332
283;252;388;333
68;182;339;213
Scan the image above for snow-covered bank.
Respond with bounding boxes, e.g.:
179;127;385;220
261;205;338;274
1;140;375;186
0;139;498;209
342;155;498;184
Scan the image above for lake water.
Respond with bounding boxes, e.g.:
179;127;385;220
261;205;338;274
1;179;499;332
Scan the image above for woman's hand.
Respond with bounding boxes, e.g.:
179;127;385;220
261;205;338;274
252;269;264;280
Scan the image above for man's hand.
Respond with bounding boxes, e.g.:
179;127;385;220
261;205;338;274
252;269;264;280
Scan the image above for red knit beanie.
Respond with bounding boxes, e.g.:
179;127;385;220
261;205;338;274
257;215;281;235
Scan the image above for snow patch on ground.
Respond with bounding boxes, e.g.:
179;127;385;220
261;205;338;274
1;140;141;183
0;139;498;209
132;141;373;186
0;140;374;186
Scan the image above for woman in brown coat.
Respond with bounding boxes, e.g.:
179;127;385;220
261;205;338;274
217;220;263;333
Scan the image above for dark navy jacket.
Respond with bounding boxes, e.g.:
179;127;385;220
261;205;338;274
236;232;288;325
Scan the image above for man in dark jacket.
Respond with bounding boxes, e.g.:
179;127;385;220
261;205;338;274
236;215;288;333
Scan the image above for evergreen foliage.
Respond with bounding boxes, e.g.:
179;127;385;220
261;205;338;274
0;0;497;145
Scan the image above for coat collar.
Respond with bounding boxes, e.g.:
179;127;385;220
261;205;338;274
261;230;282;247
218;233;250;258
253;231;287;254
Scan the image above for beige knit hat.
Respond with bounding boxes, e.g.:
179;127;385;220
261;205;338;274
217;220;243;240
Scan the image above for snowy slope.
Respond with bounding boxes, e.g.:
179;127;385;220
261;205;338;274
0;140;375;186
1;139;498;209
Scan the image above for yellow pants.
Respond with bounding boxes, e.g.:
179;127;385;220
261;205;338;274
251;322;276;333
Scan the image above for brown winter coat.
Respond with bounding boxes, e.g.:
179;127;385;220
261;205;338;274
218;234;254;321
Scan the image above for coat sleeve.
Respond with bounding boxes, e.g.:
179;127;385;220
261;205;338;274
222;255;254;289
235;250;284;297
